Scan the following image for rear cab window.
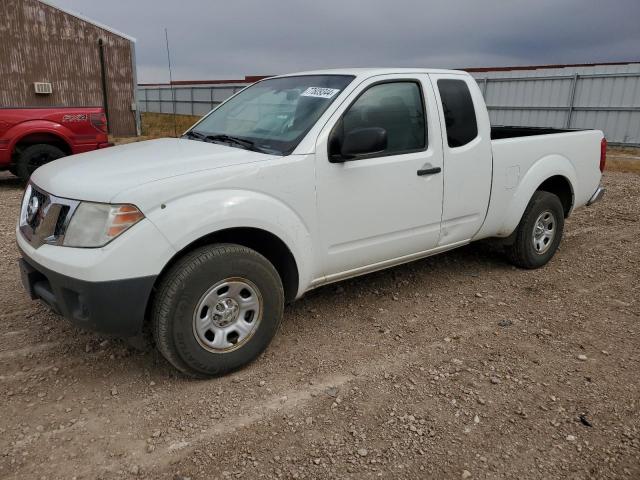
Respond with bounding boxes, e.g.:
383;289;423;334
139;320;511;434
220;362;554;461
437;79;478;147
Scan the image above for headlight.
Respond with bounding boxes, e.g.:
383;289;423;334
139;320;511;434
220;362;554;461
63;202;144;248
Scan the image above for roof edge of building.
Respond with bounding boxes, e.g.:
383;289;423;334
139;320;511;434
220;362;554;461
138;75;271;87
37;0;136;42
463;60;640;73
137;61;640;86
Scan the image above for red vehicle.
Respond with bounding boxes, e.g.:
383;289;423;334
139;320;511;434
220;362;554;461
0;107;112;180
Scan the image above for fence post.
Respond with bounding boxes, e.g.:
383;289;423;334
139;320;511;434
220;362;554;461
190;87;194;116
139;88;145;113
483;78;488;97
565;73;579;128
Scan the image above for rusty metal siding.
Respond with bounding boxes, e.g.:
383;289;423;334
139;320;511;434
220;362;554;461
0;0;137;136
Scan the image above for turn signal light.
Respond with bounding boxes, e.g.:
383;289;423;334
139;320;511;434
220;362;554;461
107;205;145;237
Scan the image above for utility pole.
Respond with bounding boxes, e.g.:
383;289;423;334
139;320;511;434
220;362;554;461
165;28;177;137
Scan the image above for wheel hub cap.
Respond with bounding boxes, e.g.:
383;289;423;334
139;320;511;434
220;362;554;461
212;298;240;327
532;210;556;254
192;278;263;352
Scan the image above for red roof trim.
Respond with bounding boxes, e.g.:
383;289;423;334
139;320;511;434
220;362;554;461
463;61;639;73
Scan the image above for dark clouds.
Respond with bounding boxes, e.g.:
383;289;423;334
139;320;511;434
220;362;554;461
48;0;640;82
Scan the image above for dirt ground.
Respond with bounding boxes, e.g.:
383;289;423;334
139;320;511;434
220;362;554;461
1;167;639;479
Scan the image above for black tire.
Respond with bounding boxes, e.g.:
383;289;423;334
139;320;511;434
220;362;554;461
505;191;565;269
16;144;66;181
151;244;284;378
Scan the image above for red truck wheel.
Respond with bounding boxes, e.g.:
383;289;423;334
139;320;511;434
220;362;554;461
16;144;66;181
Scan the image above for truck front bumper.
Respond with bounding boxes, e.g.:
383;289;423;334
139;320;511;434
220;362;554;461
16;217;175;337
587;185;605;206
19;253;156;337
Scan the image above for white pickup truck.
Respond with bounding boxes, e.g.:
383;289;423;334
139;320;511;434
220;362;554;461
17;68;606;377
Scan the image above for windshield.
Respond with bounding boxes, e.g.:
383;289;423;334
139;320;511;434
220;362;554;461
185;75;355;155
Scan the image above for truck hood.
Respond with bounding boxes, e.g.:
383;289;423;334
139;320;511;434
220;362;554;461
31;138;278;203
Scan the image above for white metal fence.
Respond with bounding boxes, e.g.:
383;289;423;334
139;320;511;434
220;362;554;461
138;63;640;145
471;63;640;146
137;83;247;117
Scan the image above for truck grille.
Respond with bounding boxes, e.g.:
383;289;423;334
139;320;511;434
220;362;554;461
19;184;79;248
54;205;71;237
26;188;48;229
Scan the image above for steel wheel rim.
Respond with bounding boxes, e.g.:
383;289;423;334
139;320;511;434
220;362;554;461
192;277;263;353
532;210;556;254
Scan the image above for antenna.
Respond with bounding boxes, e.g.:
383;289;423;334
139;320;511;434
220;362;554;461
165;27;177;137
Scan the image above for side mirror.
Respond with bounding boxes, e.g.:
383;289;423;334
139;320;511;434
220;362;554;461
330;127;387;162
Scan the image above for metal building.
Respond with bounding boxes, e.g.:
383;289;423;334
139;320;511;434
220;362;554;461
0;0;139;136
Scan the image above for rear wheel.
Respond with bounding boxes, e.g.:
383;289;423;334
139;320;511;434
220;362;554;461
151;244;284;378
15;144;66;181
505;191;565;269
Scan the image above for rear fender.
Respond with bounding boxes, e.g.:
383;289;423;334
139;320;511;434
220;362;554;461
498;154;576;236
7;120;74;156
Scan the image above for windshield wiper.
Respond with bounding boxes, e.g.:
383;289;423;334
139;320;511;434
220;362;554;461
204;134;256;150
185;131;269;153
182;130;206;141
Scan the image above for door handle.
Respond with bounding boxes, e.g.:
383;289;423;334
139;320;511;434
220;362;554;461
417;167;441;176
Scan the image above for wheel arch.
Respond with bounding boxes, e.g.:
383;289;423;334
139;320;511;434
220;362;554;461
536;175;574;218
12;130;72;160
497;154;577;237
152;226;300;305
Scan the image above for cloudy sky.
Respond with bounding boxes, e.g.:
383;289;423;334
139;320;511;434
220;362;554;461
48;0;640;83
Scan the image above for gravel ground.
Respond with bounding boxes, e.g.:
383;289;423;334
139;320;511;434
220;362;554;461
0;170;638;480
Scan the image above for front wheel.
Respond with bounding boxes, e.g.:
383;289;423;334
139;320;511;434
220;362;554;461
152;244;284;377
505;190;565;269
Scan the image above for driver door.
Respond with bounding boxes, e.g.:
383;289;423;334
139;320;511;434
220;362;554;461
314;74;444;281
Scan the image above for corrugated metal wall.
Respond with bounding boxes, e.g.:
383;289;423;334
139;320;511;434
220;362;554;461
471;63;640;146
139;64;640;146
0;0;138;136
138;84;248;116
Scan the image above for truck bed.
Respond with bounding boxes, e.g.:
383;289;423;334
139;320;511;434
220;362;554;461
0;106;109;172
474;128;604;240
491;125;579;140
